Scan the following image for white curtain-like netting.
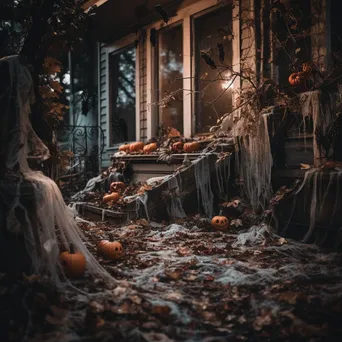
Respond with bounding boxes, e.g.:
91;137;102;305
231;113;273;211
299;90;332;168
281;168;342;243
2;55;116;287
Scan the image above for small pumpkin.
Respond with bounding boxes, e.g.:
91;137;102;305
184;141;200;153
129;141;144;152
103;192;120;203
288;72;306;86
98;234;124;260
172;141;183;152
59;244;86;278
110;181;125;193
119;144;130;153
211;216;229;231
143;142;158;154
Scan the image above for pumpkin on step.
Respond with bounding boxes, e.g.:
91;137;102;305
98;234;124;260
211;216;229;231
288;72;306;86
59;244;86;278
103;192;120;203
129;141;144;152
110;181;125;193
184;141;200;153
143;142;158;154
119;144;130;153
172;141;183;152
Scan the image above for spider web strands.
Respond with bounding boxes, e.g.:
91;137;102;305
281;169;342;245
2;55;117;289
231;111;273;211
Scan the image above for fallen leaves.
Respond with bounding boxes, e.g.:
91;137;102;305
176;246;192;256
151;304;172;318
221;199;241;208
253;309;273;330
164;269;182;280
231;218;243;227
278;291;306;305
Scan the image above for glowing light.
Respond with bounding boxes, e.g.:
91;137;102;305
221;71;234;90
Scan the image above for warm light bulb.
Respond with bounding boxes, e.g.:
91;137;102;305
221;71;233;90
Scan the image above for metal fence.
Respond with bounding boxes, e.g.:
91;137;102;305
57;125;105;196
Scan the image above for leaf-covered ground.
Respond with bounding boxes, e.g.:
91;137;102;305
1;217;342;342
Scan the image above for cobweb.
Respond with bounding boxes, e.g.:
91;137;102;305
1;55;116;287
281;169;342;243
194;155;214;218
165;174;186;220
216;155;231;201
231;113;273;211
71;174;103;201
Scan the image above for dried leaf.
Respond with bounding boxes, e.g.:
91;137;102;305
176;246;192;256
96;317;105;328
43;57;62;74
50;80;64;93
231;219;243;227
300;163;311;169
151;305;171;318
278;237;288;245
165;269;182;280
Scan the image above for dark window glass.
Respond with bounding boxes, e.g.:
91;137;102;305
109;46;136;145
194;6;233;134
156;24;183;133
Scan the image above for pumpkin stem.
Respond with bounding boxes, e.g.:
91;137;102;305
69;243;75;254
108;233;114;242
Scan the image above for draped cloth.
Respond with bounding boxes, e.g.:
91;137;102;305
0;55;115;286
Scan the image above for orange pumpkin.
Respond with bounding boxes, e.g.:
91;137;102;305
211;216;229;231
172;141;183;152
103;192;120;203
143;142;158;154
98;234;124;260
184;142;200;153
288;72;306;86
129;142;144;152
59;244;86;278
119;144;130;153
110;181;125;193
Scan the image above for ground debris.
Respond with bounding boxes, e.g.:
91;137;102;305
1;217;342;341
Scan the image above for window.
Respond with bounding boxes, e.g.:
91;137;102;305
155;24;184;133
109;45;136;145
194;5;233;134
272;0;311;88
106;0;238;144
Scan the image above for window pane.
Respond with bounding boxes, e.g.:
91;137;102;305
109;46;136;145
157;25;183;133
194;6;233;134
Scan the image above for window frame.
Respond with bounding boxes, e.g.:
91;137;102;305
105;34;140;149
191;4;236;135
146;0;240;138
152;20;184;134
105;0;240;145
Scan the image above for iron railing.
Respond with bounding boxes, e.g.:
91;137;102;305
57;125;105;196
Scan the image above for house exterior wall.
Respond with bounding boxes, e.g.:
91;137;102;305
98;0;240;168
99;42;110;166
96;0;331;169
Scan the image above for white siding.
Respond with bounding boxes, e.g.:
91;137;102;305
99;43;111;168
